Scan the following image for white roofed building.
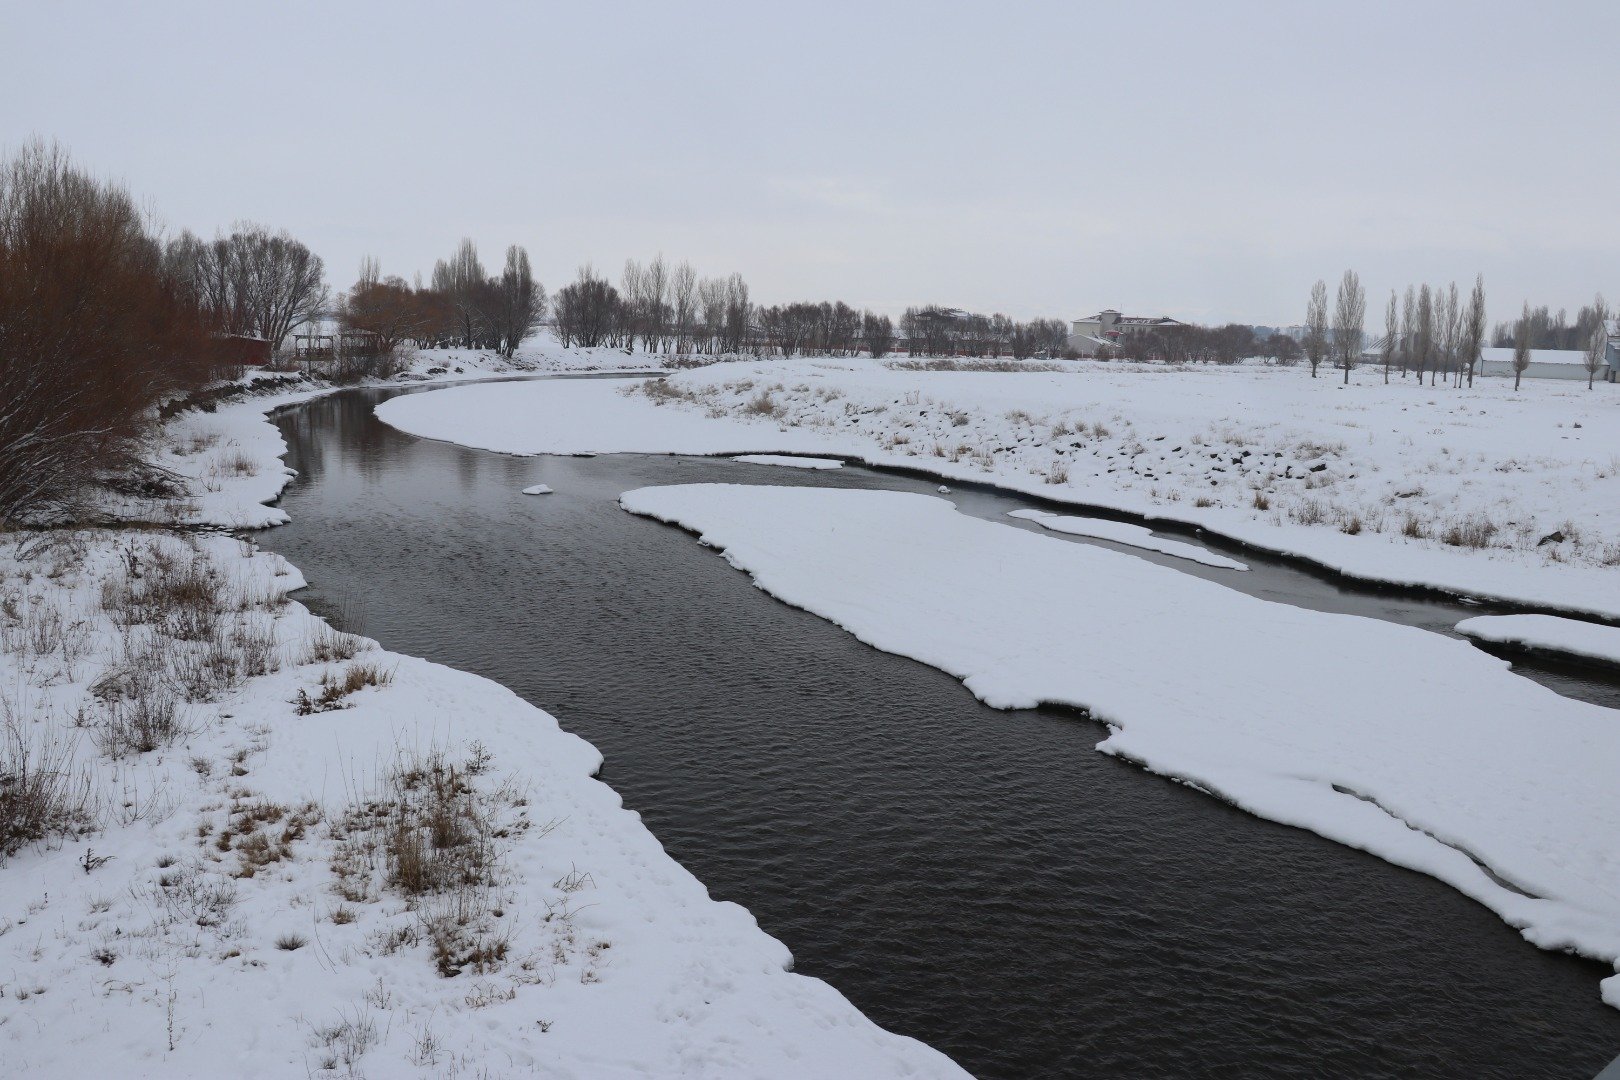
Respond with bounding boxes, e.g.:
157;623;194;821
1478;347;1596;381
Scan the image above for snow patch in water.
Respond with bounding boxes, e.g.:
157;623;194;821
1008;509;1248;570
733;454;844;470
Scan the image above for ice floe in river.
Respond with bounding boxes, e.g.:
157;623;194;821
733;454;844;470
1008;509;1248;570
619;482;1620;1009
1457;614;1620;668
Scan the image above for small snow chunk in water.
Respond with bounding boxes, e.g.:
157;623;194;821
523;484;554;495
938;485;951;493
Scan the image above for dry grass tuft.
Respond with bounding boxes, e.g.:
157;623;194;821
294;660;394;715
301;626;365;665
330;746;529;977
0;722;95;858
1440;514;1497;549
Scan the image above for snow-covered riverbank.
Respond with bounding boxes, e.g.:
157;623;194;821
0;377;965;1076
619;482;1620;1011
376;359;1620;619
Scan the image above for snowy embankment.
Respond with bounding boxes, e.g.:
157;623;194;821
1457;614;1620;668
619;483;1620;1010
0;382;964;1075
375;360;1620;618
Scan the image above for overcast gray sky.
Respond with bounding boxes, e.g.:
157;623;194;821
4;0;1616;326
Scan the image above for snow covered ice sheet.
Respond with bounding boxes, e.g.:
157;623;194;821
620;482;1620;1010
1457;614;1620;668
732;454;844;470
1007;509;1248;570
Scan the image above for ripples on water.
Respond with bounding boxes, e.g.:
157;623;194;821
259;384;1620;1079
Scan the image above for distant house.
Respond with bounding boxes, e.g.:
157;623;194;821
210;334;272;367
1068;309;1186;357
1607;318;1620;382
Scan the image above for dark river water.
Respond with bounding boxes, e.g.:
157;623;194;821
256;379;1620;1079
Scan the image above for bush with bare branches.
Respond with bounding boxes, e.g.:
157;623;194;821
0;140;213;526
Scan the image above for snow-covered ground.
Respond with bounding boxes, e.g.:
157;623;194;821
376;358;1620;618
618;483;1620;1010
0;367;965;1076
1457;614;1620;668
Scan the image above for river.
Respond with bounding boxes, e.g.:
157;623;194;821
255;379;1620;1079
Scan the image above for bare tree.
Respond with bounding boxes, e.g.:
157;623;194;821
1304;279;1329;378
431;239;486;348
490;245;545;359
237;224;327;352
695;277;727;354
1436;282;1459;387
554;264;619;349
1381;290;1397;383
1398;285;1416;378
640;255;668;353
166;223;327;352
340;261;437;352
1512;302;1532;390
863;311;895;358
1332;270;1365;384
1584;295;1609;389
1412;284;1434;384
722;273;750;355
1460;275;1486;387
1264;333;1301;365
669;261;697;354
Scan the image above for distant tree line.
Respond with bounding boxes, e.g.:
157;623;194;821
1490;301;1608;352
550;258;760;355
899;306;1068;359
1297;273;1488;387
550;259;1073;362
1114;322;1274;365
334;238;545;362
1375;278;1488;387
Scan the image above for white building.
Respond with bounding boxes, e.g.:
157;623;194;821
1478;347;1601;382
1068;309;1186;357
